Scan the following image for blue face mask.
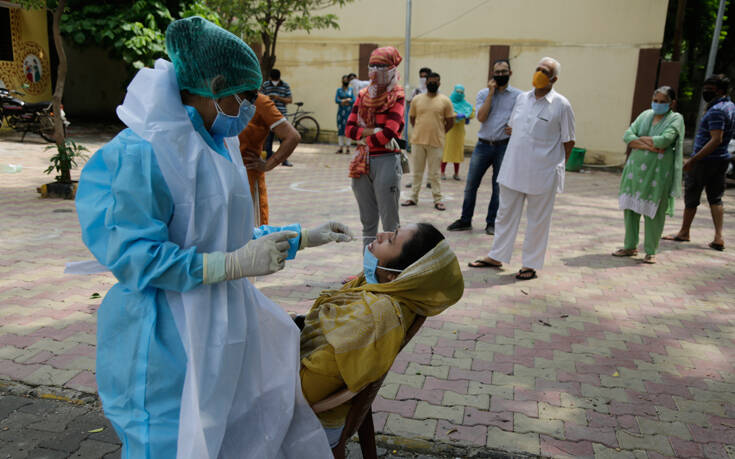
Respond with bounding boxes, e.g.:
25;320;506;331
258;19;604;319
210;94;256;139
651;102;670;115
363;245;403;284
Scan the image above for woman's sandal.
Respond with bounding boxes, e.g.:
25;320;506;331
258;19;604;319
401;200;417;207
516;268;537;280
643;254;657;264
468;258;502;268
434;202;446;211
611;248;638;257
662;234;689;242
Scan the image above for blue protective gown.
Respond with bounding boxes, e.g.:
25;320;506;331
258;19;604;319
76;106;300;458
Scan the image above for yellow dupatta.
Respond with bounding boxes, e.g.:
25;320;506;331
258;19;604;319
300;240;464;421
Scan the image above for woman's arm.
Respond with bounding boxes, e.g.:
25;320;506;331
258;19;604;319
623;111;644;145
365;97;405;149
76;139;204;293
652;115;684;150
345;95;364;140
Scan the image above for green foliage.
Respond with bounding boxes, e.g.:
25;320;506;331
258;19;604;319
59;0;220;71
206;0;349;41
205;0;355;77
44;139;89;183
662;0;732;128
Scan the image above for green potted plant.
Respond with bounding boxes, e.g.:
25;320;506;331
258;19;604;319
38;139;88;199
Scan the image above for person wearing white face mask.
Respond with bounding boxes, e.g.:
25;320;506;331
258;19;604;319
408;66;432;102
75;16;349;459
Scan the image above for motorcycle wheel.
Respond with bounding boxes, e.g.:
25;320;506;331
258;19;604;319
39;114;63;143
6;115;20;130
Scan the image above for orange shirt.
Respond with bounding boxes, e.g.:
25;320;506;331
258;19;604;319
238;93;285;156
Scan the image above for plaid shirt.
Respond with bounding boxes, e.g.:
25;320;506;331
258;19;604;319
346;94;405;155
261;80;292;114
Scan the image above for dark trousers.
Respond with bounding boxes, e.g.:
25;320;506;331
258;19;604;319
459;140;508;227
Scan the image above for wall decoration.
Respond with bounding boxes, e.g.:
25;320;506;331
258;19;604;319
1;9;51;99
23;53;42;83
14;41;49;95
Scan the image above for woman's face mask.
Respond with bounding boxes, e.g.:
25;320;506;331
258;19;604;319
363;245;402;284
368;65;395;87
210;94;255;138
651;101;670;115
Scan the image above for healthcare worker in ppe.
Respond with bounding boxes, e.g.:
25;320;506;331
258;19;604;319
75;16;348;459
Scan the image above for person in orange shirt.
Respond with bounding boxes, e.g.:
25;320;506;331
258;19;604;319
238;93;301;225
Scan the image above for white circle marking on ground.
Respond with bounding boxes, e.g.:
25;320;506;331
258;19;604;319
289;181;351;193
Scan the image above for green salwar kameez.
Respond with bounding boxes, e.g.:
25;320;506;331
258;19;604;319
620;109;685;255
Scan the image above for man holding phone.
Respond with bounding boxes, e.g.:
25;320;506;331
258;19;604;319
447;59;521;234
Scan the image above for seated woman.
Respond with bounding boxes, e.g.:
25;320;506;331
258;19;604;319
298;223;464;446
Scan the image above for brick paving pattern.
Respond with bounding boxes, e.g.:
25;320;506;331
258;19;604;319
1;127;734;458
0;384;466;459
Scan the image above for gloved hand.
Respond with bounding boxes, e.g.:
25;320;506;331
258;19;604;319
203;231;299;283
300;222;353;249
386;137;401;151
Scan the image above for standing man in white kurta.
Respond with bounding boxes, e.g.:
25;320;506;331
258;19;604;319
468;57;575;280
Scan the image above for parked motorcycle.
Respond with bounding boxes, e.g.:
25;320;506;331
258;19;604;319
0;87;69;142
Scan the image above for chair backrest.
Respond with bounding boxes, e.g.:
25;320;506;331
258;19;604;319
331;315;426;448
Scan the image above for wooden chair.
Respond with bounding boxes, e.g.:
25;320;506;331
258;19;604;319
311;315;426;459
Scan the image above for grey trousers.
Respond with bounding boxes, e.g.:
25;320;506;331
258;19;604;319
351;154;402;248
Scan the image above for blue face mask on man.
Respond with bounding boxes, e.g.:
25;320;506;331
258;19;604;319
210;94;256;138
363;245;403;284
651;102;670;115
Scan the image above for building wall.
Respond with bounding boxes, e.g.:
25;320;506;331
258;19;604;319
275;0;669;165
0;7;52;103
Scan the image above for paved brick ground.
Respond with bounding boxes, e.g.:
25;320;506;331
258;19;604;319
0;383;475;459
1;126;734;459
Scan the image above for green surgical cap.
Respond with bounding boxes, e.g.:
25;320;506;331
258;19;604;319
165;16;262;99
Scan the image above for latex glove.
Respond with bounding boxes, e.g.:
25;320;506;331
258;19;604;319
386;137;401;151
203;231;299;283
300;222;353;249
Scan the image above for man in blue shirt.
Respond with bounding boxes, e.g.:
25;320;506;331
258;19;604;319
447;59;521;235
262;68;294;166
664;74;734;251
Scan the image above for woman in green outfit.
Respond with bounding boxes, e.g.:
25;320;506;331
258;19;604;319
613;86;685;264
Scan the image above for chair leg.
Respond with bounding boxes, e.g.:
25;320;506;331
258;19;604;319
331;444;346;459
358;408;378;459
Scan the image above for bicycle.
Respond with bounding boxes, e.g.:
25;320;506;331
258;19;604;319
284;102;320;144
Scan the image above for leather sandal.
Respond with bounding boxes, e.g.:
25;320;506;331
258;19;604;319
515;268;537;280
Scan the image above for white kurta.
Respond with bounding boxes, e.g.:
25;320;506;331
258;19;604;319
497;89;575;195
489;88;575;270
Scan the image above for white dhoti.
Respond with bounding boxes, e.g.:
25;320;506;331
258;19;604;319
488;184;557;270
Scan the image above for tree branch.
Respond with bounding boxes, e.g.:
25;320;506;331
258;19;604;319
52;0;67;148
